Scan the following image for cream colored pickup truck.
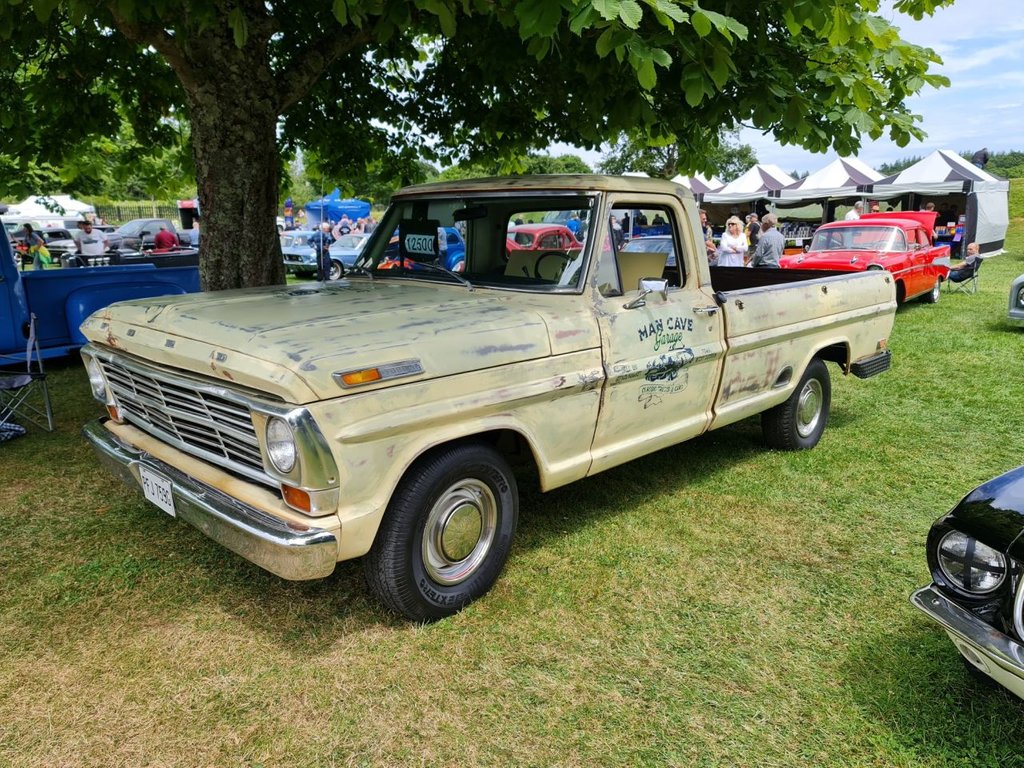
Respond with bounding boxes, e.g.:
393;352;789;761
81;176;896;620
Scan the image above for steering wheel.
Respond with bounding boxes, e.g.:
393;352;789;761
534;251;573;281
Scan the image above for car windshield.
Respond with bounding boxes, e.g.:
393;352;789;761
116;220;148;237
357;193;596;292
809;226;905;252
336;234;366;249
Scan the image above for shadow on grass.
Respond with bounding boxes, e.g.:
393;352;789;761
841;611;1024;762
4;359;878;651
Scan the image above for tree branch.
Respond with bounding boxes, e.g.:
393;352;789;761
277;27;376;113
105;7;200;91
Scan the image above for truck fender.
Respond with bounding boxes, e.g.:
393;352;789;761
65;280;192;344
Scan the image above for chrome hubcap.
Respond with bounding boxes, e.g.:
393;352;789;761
796;379;823;438
422;479;497;586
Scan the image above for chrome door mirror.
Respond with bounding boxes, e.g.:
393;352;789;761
623;277;669;310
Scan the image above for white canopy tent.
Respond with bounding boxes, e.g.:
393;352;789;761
866;150;1009;256
777;157;882;200
5;194;95;221
705;164;795;204
671;172;724;196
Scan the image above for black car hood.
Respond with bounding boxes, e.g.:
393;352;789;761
942;465;1024;556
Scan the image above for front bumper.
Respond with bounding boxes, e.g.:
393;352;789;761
83;419;338;581
911;585;1024;699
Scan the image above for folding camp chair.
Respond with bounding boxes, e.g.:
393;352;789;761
0;314;54;433
946;255;982;295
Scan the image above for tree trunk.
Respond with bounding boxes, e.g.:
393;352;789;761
178;33;285;291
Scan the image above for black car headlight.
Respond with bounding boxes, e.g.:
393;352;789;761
936;530;1007;595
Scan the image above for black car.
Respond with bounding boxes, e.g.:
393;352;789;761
115;218;190;250
912;465;1024;699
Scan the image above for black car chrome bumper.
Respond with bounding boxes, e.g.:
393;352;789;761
83;419;338;581
911;585;1024;698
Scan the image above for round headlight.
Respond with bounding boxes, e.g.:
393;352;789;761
1016;286;1024;308
266;417;297;473
85;355;106;400
937;530;1006;594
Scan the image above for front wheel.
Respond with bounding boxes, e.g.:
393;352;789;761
328;259;345;281
761;359;831;450
364;443;518;621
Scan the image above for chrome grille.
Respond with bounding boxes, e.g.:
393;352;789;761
99;356;270;485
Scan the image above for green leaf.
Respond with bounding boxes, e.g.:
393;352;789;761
691;10;711;38
648;0;686;23
650;46;671;68
227;8;248;48
618;0;643;28
332;0;348;25
592;0;619;21
516;0;563;39
636;57;656;89
596;27;617;58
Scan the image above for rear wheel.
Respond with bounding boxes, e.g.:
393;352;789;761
921;277;941;304
762;359;831;450
364;443;518;621
328;259;345;281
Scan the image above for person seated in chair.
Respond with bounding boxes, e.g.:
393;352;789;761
948;242;980;283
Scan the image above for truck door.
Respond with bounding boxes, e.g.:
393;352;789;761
588;196;727;474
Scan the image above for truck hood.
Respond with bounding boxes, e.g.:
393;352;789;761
84;280;556;402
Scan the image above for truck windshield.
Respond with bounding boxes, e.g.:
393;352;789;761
357;194;596;291
809;226;906;252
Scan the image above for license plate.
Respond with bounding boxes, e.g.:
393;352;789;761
139;465;176;517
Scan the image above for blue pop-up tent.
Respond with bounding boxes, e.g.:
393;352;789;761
304;188;371;226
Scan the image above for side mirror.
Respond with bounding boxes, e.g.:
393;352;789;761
623;277;669;310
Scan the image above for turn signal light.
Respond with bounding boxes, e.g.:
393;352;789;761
339;368;383;386
281;484;311;513
106;404;123;422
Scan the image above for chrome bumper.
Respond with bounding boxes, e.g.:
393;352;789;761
83;419;338;581
911;585;1024;694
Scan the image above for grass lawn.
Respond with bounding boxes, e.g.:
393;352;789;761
1;183;1023;766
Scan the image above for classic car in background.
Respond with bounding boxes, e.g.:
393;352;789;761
1009;274;1024;326
328;233;370;277
280;228;319;276
912;465;1024;699
780;212;951;304
620;234;677;268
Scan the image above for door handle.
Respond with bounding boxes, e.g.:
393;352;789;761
693;306;719;316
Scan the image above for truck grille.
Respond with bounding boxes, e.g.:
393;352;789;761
98;355;270;486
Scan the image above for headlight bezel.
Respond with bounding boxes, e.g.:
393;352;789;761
933;528;1008;597
265;416;297;474
83;352;108;402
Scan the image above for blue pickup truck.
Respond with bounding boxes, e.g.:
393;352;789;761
1;234;200;361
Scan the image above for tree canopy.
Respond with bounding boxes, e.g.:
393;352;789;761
0;0;953;289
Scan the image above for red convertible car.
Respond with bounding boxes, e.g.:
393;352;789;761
780;212;951;304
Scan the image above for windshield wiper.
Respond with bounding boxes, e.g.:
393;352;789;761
410;261;474;290
346;264;374;280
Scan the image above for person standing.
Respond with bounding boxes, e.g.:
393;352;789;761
153;225;179;250
20;224;49;269
74;219;110;263
844;201;863;221
699;209;716;265
971;148;990;169
716;217;748;267
749;213;784;268
308;221;335;280
745;213;760;249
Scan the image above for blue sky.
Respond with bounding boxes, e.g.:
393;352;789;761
556;0;1024;177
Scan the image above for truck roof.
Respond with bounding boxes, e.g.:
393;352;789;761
394;174;696;200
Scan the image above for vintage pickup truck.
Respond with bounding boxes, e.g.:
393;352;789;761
80;175;897;621
0;236;199;360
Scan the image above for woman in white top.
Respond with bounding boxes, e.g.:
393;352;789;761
716;216;748;267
